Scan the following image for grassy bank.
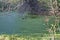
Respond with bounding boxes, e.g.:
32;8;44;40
0;34;60;40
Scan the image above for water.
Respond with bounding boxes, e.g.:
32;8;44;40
0;12;47;34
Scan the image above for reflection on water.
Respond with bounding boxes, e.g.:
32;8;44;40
0;12;22;34
0;12;47;34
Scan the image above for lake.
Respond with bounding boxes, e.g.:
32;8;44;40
0;11;50;34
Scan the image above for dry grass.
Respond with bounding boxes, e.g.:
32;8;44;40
0;34;60;40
